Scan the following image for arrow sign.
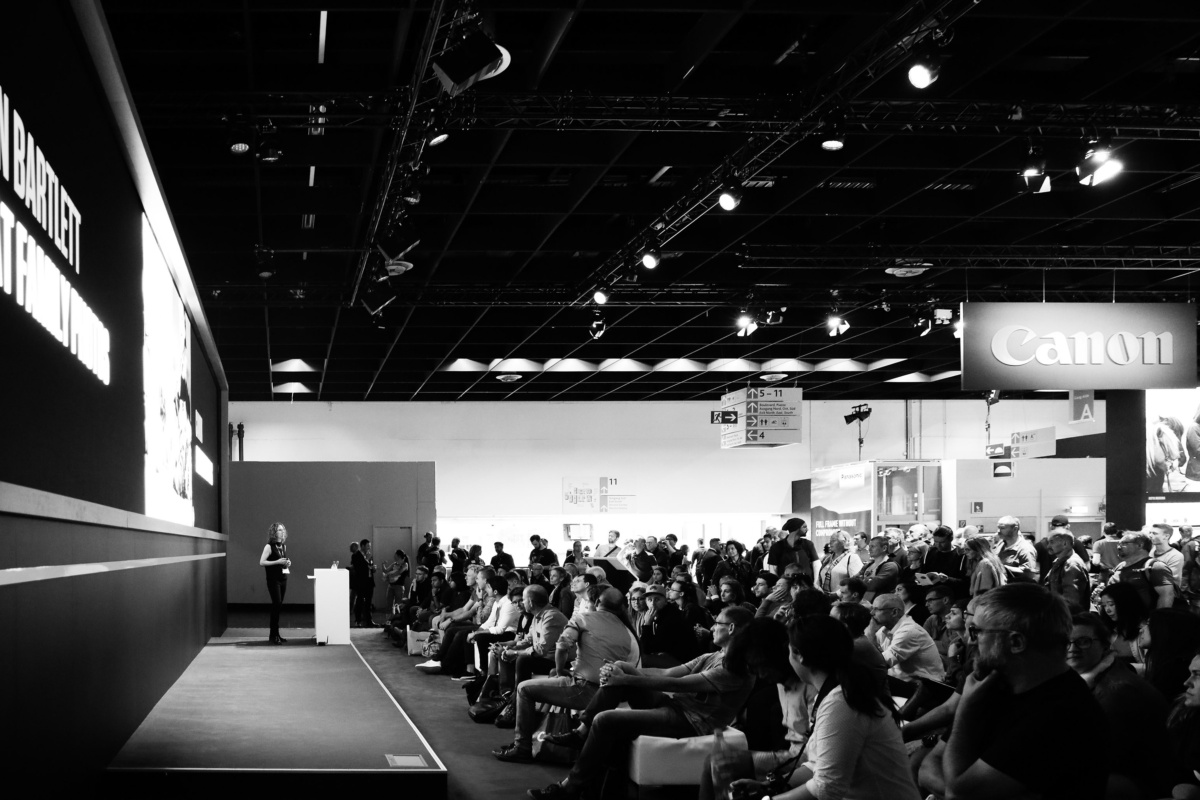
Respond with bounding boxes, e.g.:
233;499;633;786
746;416;758;427
711;410;738;424
747;430;764;441
746;401;759;414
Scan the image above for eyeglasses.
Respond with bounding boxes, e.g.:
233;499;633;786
1066;637;1097;650
712;621;732;628
968;625;1014;638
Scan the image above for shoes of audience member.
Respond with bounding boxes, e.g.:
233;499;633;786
492;744;533;764
415;660;442;673
541;729;586;749
451;674;476;681
527;783;578;800
361;620;378;628
495;703;516;728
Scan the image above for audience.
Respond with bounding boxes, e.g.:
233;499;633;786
1100;581;1151;666
817;530;862;594
1041;528;1092;612
964;535;1005;596
494;584;568;692
871;592;944;696
1143;608;1200;703
638;584;700;667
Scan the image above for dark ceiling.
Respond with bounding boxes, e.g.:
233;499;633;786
101;0;1200;402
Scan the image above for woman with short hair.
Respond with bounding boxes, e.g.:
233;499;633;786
818;530;863;595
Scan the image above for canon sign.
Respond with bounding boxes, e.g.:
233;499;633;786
961;303;1196;390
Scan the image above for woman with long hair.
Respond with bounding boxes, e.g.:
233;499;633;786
466;543;485;567
1100;582;1150;664
257;522;291;644
964;536;1005;596
729;615;921;800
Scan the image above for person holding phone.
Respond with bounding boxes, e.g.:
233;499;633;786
259;522;292;644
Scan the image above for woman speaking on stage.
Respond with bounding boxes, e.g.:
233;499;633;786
259;522;292;644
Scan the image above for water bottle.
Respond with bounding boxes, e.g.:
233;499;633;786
710;725;738;799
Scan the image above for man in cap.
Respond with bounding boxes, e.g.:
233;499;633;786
638;584;699;667
767;517;818;581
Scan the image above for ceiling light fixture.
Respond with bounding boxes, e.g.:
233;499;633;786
1076;137;1123;186
736;311;759;337
496;373;522;382
759;373;788;383
640;244;661;269
907;56;940;89
821;126;845;152
427;130;450;147
826;314;849;337
593;286;610;305
588;310;606;340
431;27;506;97
717;185;743;211
1021;142;1051;194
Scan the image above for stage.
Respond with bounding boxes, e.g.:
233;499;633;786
108;628;447;793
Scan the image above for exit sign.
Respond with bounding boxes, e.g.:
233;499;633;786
985;443;1010;458
711;410;738;424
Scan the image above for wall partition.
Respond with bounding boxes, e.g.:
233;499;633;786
0;2;227;772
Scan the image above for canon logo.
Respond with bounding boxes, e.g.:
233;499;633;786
990;326;1174;367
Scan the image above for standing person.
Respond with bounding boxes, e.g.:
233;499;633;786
1095;522;1124;579
858;535;900;602
420;536;445;572
382;548;410;613
529;534;558;567
1152;524;1187;587
1108;531;1178;610
490;541;515;573
994;516;1038;583
625;537;656;582
448;538;468;573
1042;529;1092;612
352;539;375;627
595;529;622;559
768;518;818;582
964;535;1006;597
818;530;863;595
359;538;377;615
712;541;754;588
918;525;970;599
258;522;292;644
416;531;434;564
466;544;486;568
934;584;1107;800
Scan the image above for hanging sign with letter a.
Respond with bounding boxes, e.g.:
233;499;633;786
1069;390;1095;424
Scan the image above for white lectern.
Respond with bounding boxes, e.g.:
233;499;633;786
309;568;351;645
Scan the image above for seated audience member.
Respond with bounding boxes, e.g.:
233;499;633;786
1168;650;1200;797
942;598;974;684
928;584;1107;800
832;601;888;692
752;571;785;618
871;593;944;696
837;576;870;607
627;584;650;631
817;530;863;595
526;562;550;591
698;617;811;800
392;564;433;629
1143;608;1200;702
521;607;761;798
416;573;503;677
639;584;701;667
585;565;610;587
918;525;969;599
1068;611;1176;798
494;586;639;765
546;566;574;619
921;585;953;659
649;564;669;588
728;615;921;800
858;535;900;601
411;570;452;630
562;561;580;579
964;535;1006;596
494;584;568;692
704;576;754;617
896;580;929;625
792;587;834;618
1100;582;1151;666
1042;528;1093;613
466;583;524;675
669;577;713;630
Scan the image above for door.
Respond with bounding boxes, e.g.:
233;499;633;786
373;526;414;565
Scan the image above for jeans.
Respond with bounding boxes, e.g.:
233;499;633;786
514;676;597;749
438;623;479;675
563;685;695;790
266;578;287;638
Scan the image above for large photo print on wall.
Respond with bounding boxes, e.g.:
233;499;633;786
1147;388;1200;501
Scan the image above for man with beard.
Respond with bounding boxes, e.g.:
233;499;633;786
937;584;1106;800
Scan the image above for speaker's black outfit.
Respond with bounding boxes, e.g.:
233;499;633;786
264;541;288;641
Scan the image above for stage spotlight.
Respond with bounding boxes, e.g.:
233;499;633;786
826;314;849;336
718;186;743;211
1021;144;1050;194
400;186;421;205
589;310;606;340
844;404;872;424
427;130;450;147
907;57;940;89
640;245;661;269
985;389;1001;406
593;286;610;305
821;127;845;152
431;28;506;97
1076;137;1123;186
736;311;759;337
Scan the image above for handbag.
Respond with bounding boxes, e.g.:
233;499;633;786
468;691;512;724
494;697;516;728
421;629;442;659
465;673;498;706
531;704;576;764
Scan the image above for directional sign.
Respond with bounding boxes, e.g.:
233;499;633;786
1009;426;1056;459
720;387;803;448
711;410;738;424
984;443;1011;458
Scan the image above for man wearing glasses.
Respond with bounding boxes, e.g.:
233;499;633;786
871;592;944;697
937;584;1106;800
995;516;1039;583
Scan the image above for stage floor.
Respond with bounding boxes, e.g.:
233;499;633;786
109;629;446;787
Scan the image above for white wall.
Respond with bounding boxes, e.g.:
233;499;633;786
229;397;1106;553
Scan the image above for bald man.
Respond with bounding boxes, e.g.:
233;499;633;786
872;592;944;695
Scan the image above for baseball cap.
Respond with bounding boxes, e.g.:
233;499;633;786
643;584;667;599
1050;515;1070;527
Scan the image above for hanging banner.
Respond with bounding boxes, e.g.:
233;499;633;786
1069;390;1095;424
